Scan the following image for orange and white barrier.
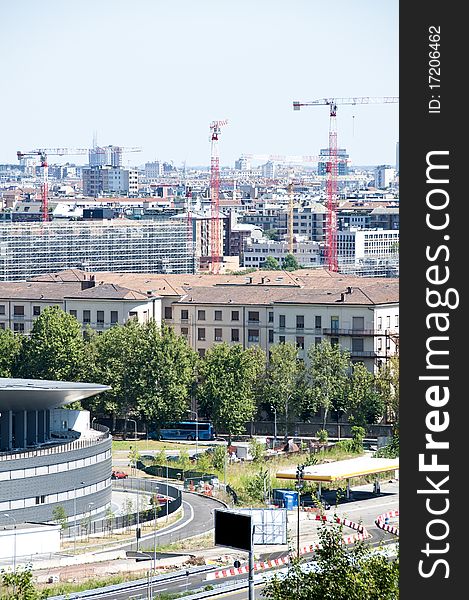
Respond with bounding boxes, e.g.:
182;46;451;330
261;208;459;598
375;509;399;536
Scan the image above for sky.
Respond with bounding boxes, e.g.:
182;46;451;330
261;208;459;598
0;0;398;168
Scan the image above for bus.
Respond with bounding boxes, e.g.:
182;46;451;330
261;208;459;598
150;421;215;441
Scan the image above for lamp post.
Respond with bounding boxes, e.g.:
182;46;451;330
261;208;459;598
1;514;16;571
271;405;277;448
295;465;305;559
187;409;199;456
73;481;86;554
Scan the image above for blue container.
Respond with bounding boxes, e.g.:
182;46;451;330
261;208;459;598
274;489;299;509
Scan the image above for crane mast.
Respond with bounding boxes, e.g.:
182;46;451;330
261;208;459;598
293;96;398;272
209;120;227;274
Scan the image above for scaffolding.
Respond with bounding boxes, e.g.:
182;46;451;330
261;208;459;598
0;220;196;281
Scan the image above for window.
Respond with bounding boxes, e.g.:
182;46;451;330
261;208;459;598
352;316;364;331
315;337;322;346
331;337;339;346
128;311;138;320
315;316;321;330
296;315;304;329
267;330;273;343
377;338;383;351
279;314;286;328
97;310;104;324
33;306;41;316
214;328;223;341
110;311;118;324
13;305;24;317
377;316;382;329
198;310;206;321
395;315;399;327
296;336;305;349
0;305;5;315
164;306;173;320
181;309;189;320
69;309;77;318
231;329;240;342
198;328;206;341
214;310;222;321
248;311;259;322
248;329;259;342
268;312;274;323
83;310;91;324
352;338;364;353
181;327;188;336
13;322;25;333
386;316;391;328
331;316;339;331
231;310;239;321
279;335;286;344
0;323;5;330
198;348;206;358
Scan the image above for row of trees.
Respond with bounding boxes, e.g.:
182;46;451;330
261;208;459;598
0;306;398;439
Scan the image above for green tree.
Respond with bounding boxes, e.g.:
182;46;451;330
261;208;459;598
84;319;146;432
197;344;265;443
249;437;265;462
282;253;300;271
350;425;366;453
15;306;86;382
261;342;301;438
1;566;48;599
52;505;68;530
375;355;399;425
153;448;168;467
135;322;198;426
264;520;399;600
348;363;385;427
0;329;22;377
307;340;351;429
262;255;280;270
177;448;191;471
211;445;228;472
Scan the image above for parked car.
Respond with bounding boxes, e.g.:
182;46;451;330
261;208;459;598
112;470;128;479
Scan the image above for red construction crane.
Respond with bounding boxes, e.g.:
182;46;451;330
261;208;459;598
209;119;228;274
293;96;398;272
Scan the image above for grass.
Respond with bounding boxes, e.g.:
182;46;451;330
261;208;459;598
141;532;214;554
112;439;199;452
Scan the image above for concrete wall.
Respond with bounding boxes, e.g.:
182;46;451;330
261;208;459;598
50;409;90;434
0;523;61;560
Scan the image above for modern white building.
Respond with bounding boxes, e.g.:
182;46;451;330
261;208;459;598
144;161;164;179
337;228;399;261
374;165;396;189
243;236;322;268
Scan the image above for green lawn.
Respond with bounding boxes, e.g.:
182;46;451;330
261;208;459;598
112;439;200;452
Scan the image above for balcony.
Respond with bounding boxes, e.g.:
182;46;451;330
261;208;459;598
323;328;378;336
350;350;379;358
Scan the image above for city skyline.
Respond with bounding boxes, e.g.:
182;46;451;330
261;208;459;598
0;0;398;167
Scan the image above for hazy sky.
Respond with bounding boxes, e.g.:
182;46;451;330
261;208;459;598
0;0;398;168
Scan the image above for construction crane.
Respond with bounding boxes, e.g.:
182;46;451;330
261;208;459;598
209;119;228;274
17;146;142;221
293;96;399;272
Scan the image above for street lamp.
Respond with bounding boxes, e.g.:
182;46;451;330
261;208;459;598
1;514;16;571
187;409;199;456
271;405;277;448
295;465;305;559
73;481;86;554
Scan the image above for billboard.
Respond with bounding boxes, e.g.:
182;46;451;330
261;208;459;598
214;510;253;552
237;508;288;545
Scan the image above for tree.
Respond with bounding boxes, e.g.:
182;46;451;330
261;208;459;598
307;340;351;429
348;362;385;427
135;322;198;426
15;306;86;382
261;342;301;438
52;505;68;530
262;256;280;270
197;343;265;443
1;566;48;599
264;520;399;600
282;253;300;271
375;356;399;425
0;329;22;377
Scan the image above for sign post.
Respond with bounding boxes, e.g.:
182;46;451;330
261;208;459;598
214;510;255;600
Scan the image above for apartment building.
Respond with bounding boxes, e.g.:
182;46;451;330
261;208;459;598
1;269;398;372
0;279;161;334
243;237;322;268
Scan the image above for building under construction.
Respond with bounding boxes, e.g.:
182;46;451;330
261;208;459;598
0;219;196;281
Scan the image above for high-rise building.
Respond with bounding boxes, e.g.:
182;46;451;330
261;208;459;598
144;161;163;179
88;145;123;168
82;166;138;197
234;156;251;171
0;220;195;281
318;148;349;176
374;165;396;189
